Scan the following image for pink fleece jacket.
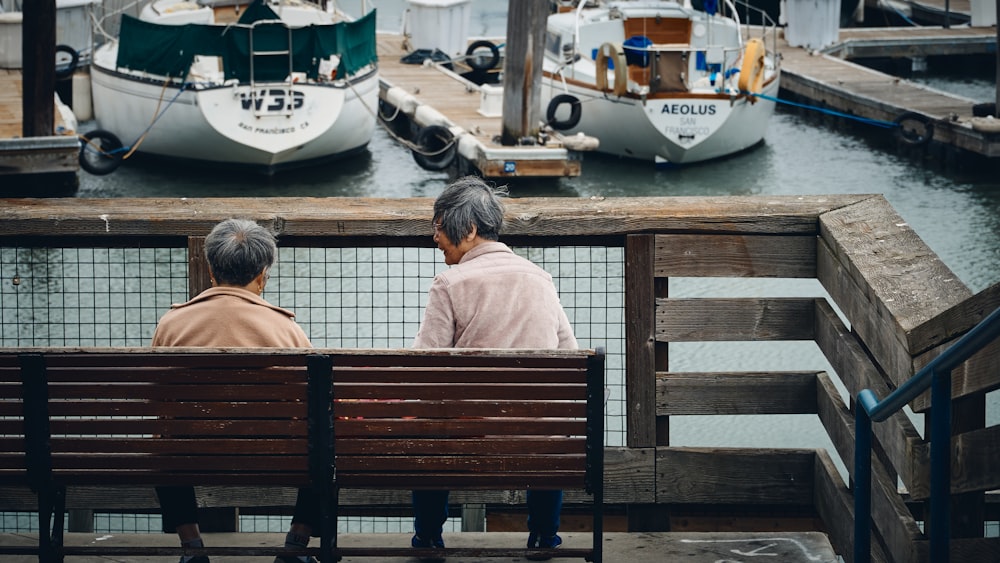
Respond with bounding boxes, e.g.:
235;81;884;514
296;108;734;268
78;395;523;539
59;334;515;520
151;286;311;348
413;241;577;350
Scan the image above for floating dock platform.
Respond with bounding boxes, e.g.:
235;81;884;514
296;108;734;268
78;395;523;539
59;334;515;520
0;69;80;194
376;33;591;178
778;25;999;159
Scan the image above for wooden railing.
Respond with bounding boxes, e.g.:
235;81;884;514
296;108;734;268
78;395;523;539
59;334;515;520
1;195;997;562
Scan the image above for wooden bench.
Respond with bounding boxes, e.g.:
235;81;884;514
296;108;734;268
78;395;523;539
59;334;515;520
0;347;604;563
0;348;335;563
328;348;605;562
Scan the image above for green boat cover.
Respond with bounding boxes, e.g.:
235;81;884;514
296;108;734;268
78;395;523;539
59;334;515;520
114;3;377;82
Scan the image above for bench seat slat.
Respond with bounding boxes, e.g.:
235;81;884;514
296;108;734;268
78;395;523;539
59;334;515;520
329;353;591;370
47;401;307;417
51;455;309;471
45;384;306;401
341;473;587;489
0;420;23;433
337;455;587;472
43;367;309;384
50;438;307;455
40;353;308;369
332;367;587;384
335;437;587;456
334;383;586;401
336;419;586;436
51;473;312;486
336;400;585;418
49;419;307;436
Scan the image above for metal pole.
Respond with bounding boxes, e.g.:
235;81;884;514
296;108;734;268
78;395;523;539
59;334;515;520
853;396;873;563
930;370;952;563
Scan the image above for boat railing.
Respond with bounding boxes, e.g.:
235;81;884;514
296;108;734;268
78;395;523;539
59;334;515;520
728;0;780;62
854;303;1000;563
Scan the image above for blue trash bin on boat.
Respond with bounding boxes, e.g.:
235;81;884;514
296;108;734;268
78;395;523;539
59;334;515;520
622;35;653;67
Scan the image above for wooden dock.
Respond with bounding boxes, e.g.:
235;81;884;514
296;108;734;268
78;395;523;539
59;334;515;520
0;69;80;194
776;25;1000;159
376;33;591;178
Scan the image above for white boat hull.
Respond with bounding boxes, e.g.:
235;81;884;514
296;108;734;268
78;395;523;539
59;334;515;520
88;0;379;173
543;0;781;165
90;64;378;169
542;78;779;164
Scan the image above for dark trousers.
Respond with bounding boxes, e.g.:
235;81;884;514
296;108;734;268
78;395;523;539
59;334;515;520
411;489;563;539
156;486;322;535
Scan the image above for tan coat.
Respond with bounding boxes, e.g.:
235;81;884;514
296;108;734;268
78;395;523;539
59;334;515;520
151;286;311;348
414;241;577;350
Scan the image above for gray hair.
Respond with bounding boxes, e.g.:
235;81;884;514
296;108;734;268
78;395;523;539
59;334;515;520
204;218;277;286
433;176;508;243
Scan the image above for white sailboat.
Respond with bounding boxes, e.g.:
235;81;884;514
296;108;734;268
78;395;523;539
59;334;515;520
87;0;379;174
542;0;780;166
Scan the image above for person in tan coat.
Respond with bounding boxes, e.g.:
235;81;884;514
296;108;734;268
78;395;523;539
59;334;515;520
151;218;318;563
411;177;577;561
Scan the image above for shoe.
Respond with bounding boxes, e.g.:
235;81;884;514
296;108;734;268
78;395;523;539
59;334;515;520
411;534;445;562
273;556;317;563
525;533;562;561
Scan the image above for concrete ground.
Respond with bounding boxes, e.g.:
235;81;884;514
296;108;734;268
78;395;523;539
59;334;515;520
1;531;840;562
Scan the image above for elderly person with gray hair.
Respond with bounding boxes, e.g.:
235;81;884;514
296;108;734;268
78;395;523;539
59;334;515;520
411;177;577;561
151;218;319;563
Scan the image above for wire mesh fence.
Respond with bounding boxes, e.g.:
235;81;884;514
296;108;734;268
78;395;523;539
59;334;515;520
0;241;625;534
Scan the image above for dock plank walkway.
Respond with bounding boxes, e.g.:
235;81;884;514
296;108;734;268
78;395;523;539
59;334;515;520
0;69;72;139
776;26;1000;158
0;531;840;562
376;33;585;178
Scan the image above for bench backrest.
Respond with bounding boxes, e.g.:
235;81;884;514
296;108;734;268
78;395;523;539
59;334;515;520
2;348;603;496
0;353;27;486
10;350;331;488
328;349;604;492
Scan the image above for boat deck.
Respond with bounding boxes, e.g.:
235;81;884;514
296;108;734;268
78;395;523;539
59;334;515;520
376;33;585;178
0;69;73;139
776;25;1000;158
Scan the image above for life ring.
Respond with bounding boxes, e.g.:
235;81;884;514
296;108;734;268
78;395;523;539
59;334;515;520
465;40;500;71
55;45;79;80
78;129;125;175
546;94;582;131
893;112;934;147
411;125;456;171
738;38;766;102
595;42;627;97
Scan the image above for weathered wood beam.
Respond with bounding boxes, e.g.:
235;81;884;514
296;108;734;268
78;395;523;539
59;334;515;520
655;447;814;505
818;196;972;378
653;234;816;278
817;237;917;387
910;281;1000;412
657;298;816;342
625;234;657;449
0;195;874;238
813;299;929;498
656;371;818;415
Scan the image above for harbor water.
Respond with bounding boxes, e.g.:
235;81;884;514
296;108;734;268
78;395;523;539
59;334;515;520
11;0;1000;535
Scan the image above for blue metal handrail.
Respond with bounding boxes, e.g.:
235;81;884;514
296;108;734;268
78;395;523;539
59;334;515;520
854;304;1000;563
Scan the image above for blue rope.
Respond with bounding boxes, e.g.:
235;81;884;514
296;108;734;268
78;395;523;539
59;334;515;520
746;91;900;129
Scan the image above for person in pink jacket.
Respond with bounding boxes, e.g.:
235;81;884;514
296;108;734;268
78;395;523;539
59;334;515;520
411;176;578;561
151;218;319;563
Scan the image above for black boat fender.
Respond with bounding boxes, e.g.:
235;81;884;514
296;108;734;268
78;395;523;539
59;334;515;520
79;129;125;175
465;40;500;71
893;112;933;147
411;125;457;171
546;94;582;131
55;45;79;79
